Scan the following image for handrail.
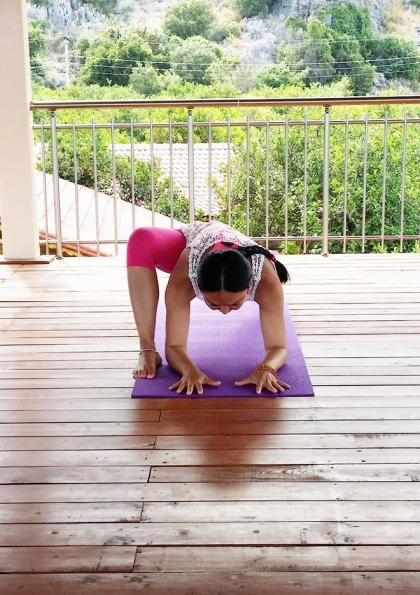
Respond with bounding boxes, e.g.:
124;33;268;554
30;94;420;111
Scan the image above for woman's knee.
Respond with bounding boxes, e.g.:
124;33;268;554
127;227;158;268
127;227;155;248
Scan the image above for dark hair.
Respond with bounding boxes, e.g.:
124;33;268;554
236;244;290;284
197;249;251;293
197;243;289;293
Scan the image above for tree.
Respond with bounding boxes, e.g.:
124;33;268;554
163;0;214;40
318;3;373;42
256;63;306;89
28;19;55;88
330;34;375;95
365;35;420;81
302;17;336;85
170;36;222;84
28;19;47;60
77;26;153;87
129;64;182;96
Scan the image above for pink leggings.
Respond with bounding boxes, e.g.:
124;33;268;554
126;227;186;273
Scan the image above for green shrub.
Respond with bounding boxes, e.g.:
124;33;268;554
163;0;214;39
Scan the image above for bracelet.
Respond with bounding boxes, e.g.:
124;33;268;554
255;363;277;376
139;348;158;355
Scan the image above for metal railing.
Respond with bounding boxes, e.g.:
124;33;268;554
31;95;420;257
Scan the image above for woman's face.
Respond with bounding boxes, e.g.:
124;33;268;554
202;289;248;314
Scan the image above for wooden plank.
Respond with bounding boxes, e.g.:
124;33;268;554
133;545;420;572
2;448;420;468
0;546;136;573
1;394;420;408
0;502;142;523
149;464;420;483
1;419;420;437
1;481;420;503
0;466;150;483
1;432;420;451
1;572;420;595
1;521;420;547
5;407;420;423
160;408;420;422
0;436;156;449
141;501;420;523
0;410;159;422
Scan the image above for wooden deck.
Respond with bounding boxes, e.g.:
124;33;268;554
0;253;420;594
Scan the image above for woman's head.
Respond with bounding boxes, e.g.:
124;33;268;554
197;249;252;294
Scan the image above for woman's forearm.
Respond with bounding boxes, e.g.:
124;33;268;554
260;347;288;372
165;345;197;375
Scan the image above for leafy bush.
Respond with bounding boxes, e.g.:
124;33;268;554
256;63;306;89
77;26;153;87
170;36;222;84
365;35;420;80
163;0;214;39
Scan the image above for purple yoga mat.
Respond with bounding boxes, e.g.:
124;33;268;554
131;298;314;398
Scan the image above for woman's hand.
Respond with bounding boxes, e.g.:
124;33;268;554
235;368;290;395
169;367;221;395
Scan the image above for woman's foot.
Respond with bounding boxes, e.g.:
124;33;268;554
133;350;163;379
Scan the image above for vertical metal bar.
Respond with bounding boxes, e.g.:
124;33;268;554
303;115;308;254
111;117;118;255
130;117;136;231
362;113;369;254
380;113;388;252
400;113;407;252
49;111;63;259
284;115;289;254
322;107;330;256
265;116;270;249
150;117;155;227
72;119;80;257
187;109;195;223
227;116;232;227
246;116;250;237
343;114;349;254
208;116;212;221
40;120;50;256
92;118;100;255
169;116;174;228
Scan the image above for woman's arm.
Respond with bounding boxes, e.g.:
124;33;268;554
164;250;221;394
235;259;290;394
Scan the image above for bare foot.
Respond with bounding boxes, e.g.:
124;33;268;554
133;350;163;379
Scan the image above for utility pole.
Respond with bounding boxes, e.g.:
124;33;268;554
63;36;70;86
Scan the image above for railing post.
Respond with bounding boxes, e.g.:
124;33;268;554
49;110;63;259
322;106;330;257
187;108;195;223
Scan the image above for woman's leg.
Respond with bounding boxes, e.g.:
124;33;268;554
127;227;186;378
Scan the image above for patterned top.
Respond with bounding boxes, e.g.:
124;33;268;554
179;221;264;301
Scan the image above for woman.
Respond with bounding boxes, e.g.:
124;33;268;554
127;220;290;395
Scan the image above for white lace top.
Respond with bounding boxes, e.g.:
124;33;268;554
179;221;264;301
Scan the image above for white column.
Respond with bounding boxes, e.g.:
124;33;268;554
0;0;40;259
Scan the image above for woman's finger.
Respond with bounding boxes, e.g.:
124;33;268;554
204;377;221;387
169;380;182;391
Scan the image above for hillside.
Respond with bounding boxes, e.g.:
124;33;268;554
27;0;420;91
